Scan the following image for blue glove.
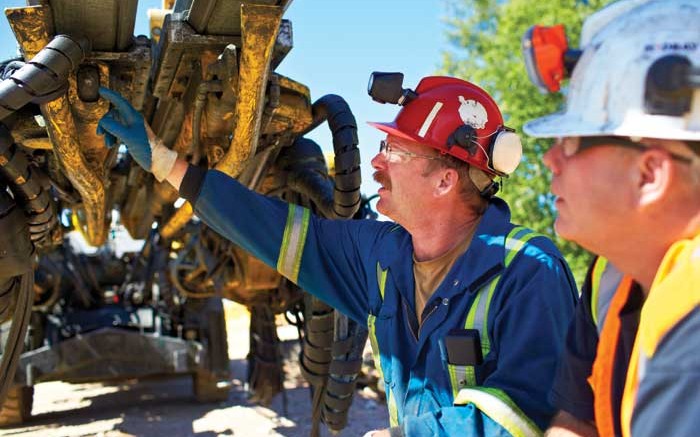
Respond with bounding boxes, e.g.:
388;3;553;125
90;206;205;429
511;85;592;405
97;87;177;181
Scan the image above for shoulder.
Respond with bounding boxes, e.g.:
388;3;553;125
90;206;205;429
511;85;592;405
653;306;700;370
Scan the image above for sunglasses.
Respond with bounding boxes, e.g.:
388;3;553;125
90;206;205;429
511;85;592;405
379;140;441;161
556;136;694;164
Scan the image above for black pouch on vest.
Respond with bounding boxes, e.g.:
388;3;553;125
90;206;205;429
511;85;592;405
445;328;483;366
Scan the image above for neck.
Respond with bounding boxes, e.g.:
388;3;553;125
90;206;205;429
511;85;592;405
603;213;700;293
410;206;483;262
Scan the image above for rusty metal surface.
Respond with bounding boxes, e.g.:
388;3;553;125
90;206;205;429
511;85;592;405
6;5;108;246
50;0;138;52
185;0;278;36
216;4;283;177
266;75;313;135
5;6;54;60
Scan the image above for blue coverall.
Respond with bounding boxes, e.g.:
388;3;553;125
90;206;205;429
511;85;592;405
180;166;578;436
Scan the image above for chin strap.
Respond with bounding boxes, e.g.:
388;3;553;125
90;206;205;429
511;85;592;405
469;166;500;198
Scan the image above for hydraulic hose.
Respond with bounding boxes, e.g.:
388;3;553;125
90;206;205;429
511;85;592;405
0;34;90;121
0;124;56;246
298;94;362;219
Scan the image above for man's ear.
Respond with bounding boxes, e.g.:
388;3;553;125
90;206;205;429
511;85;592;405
435;167;459;197
637;149;672;208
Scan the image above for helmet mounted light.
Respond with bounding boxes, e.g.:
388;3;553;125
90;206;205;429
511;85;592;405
522;24;582;93
368;72;418;106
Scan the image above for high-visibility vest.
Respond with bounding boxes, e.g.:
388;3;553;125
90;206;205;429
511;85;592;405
586;257;634;437
368;226;542;436
621;235;700;437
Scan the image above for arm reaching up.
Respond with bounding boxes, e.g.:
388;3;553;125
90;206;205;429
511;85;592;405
97;87;177;182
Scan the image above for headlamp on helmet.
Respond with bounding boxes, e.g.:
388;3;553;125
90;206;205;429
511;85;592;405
368;72;418;106
521;24;582;94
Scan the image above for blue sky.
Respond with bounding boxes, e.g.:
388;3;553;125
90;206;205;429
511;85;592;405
0;0;449;197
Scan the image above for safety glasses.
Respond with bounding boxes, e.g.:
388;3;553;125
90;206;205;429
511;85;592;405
379;140;441;161
556;136;694;164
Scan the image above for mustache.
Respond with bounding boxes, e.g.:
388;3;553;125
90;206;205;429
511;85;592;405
373;171;391;190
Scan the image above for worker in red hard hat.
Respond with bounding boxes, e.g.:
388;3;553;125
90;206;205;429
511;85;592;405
96;74;577;436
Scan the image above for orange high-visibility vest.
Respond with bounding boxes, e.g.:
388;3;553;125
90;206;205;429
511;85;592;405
586;257;634;437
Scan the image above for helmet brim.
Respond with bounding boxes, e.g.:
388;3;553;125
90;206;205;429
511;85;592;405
523;112;606;138
525;111;700;141
367;121;421;143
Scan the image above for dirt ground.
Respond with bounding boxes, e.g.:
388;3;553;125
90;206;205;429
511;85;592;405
0;302;388;437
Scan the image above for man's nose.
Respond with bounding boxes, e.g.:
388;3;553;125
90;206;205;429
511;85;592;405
371;151;387;170
543;142;563;176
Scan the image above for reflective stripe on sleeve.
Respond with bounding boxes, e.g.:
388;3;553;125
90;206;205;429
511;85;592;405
370;264;399;427
376;262;388;300
276;204;310;283
504;227;541;267
454;387;542;437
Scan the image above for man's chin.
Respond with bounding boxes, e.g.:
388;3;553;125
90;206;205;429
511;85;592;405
554;219;582;245
375;199;392;218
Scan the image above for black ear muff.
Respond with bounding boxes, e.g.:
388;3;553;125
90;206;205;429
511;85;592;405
447;125;478;155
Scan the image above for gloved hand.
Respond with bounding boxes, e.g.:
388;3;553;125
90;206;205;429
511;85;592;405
97;87;177;182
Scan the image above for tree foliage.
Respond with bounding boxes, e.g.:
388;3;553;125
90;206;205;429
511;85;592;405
440;0;613;284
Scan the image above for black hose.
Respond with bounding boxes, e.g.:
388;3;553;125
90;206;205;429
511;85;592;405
302;94;362;219
0;35;90;121
0;124;57;246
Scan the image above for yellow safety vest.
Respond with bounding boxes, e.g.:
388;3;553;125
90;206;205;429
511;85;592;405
621;234;700;437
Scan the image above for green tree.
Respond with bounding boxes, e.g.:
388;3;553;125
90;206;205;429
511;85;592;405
440;0;613;284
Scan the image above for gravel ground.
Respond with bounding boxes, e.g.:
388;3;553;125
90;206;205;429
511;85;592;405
0;304;388;437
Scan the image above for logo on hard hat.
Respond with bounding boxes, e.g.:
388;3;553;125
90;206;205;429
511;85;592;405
458;96;488;129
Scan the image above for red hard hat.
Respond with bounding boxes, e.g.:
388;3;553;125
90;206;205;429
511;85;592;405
368;76;522;176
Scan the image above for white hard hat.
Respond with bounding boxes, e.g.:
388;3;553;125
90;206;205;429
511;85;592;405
524;0;700;141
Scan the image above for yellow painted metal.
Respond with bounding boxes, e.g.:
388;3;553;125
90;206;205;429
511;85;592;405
6;5;108;246
215;4;283;177
160;201;194;239
4;6;53;60
263;75;313;135
162;4;283;239
147;8;171;45
20;138;53;150
67;63;111;177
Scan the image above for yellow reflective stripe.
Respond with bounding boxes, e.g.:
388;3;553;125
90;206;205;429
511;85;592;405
367;314;384;382
590;257;608;327
464;288;483;329
448;364;476;397
376;262;388;300
479;274;500;354
454;387;542;437
505;228;540;267
276;204;310;283
453;227;537;399
448;364;459;398
465;275;498;356
388;390;399;426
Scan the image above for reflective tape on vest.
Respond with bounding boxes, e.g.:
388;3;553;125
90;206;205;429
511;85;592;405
369;262;399;426
276;204;310;283
454;387;541;437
